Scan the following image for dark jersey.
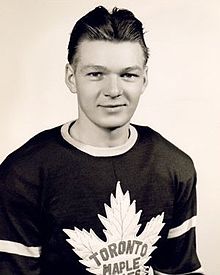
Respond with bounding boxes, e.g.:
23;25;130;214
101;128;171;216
0;122;204;274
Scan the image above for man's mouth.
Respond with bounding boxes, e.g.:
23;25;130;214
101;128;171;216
99;104;126;108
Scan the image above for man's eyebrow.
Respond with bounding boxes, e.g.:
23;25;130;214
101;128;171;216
80;65;108;72
80;65;144;73
122;66;143;72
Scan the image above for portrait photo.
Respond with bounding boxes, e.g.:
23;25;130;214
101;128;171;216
0;0;219;274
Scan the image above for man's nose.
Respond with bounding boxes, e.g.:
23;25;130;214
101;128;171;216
104;75;122;98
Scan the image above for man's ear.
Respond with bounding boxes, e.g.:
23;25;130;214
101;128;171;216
141;66;148;94
65;63;76;94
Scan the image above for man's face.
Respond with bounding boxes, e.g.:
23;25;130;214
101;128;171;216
66;40;147;130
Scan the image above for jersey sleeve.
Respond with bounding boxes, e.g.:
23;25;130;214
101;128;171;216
152;162;205;275
0;156;42;275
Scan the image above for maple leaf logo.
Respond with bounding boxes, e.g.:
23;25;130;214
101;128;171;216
63;182;164;275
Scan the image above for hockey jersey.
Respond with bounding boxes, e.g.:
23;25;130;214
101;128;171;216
0;122;204;274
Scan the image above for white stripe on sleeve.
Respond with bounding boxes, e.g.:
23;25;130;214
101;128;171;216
167;216;196;239
0;240;41;258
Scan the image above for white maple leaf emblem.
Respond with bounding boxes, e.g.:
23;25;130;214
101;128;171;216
63;182;165;275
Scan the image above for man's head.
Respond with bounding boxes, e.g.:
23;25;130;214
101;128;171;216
67;6;149;67
65;6;148;136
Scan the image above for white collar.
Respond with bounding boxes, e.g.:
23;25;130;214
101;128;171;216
61;121;138;157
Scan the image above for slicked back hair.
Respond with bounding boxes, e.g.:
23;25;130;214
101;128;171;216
67;6;149;66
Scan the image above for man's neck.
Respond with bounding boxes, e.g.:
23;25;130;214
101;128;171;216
69;120;130;148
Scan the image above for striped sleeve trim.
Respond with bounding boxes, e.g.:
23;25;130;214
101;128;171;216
0;240;41;258
167;216;196;239
154;266;204;274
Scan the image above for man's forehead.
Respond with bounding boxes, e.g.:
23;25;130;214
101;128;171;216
75;40;146;68
77;39;144;54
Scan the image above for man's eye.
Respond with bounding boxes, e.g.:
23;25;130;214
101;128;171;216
87;72;103;78
121;73;139;79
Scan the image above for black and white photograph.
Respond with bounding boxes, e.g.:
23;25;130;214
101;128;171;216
0;1;219;274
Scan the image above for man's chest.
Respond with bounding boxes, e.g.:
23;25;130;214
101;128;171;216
40;157;175;274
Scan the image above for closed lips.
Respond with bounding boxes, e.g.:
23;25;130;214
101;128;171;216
99;104;126;107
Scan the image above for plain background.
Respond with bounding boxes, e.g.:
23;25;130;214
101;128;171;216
0;0;219;274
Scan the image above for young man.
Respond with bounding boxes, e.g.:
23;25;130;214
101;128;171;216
0;6;204;275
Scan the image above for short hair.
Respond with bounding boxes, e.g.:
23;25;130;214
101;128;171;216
67;6;149;65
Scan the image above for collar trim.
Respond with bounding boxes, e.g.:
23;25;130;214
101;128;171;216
61;121;138;157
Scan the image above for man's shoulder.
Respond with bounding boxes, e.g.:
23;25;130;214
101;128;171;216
133;124;195;172
1;124;64;169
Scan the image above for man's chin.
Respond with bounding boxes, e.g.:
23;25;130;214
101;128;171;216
97;120;130;131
